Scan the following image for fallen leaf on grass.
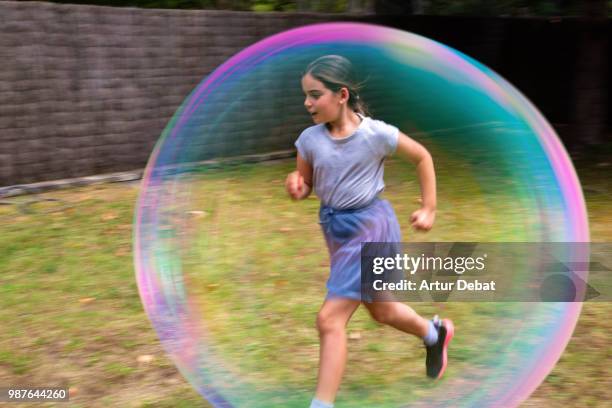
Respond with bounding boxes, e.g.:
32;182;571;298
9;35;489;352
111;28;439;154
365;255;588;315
101;213;117;221
348;332;362;340
137;355;155;364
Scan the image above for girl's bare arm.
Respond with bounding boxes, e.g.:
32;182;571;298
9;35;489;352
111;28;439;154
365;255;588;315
394;132;437;231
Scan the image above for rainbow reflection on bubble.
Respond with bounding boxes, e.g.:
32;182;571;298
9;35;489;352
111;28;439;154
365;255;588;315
134;23;589;407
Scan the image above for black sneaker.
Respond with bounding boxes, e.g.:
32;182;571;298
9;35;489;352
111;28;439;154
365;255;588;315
425;317;454;379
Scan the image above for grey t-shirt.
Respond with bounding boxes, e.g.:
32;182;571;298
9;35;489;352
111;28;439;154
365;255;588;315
295;116;399;210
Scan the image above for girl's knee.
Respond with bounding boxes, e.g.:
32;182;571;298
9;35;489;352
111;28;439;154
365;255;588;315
368;303;397;325
316;310;345;335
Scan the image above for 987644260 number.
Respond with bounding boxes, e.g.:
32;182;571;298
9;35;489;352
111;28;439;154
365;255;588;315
1;387;69;402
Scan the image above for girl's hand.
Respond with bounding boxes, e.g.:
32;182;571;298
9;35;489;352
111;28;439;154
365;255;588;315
285;170;310;200
410;207;435;231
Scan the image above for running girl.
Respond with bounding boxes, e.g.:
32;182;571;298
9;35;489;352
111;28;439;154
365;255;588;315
285;55;454;408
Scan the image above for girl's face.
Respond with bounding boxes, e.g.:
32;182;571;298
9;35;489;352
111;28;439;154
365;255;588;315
301;73;346;124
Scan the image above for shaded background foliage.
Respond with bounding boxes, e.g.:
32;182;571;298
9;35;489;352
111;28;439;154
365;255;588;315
32;0;612;16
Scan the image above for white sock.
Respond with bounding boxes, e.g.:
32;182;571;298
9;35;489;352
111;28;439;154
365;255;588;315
310;397;334;408
423;319;439;346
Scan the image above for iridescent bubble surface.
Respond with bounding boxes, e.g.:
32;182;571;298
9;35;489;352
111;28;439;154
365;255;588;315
134;23;589;407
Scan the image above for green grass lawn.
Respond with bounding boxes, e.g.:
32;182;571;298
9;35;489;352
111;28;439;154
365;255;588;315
0;156;610;407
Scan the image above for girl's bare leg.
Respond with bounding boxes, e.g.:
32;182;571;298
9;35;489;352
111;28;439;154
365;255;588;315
314;297;361;404
363;301;429;337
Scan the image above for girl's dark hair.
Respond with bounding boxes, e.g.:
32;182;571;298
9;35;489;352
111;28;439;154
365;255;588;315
304;55;369;116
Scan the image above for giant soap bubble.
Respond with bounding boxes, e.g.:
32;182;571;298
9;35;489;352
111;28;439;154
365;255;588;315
134;23;589;407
